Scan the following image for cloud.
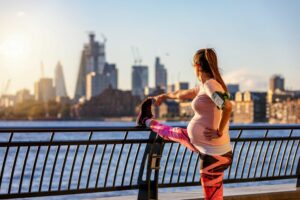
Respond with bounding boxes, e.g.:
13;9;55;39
223;69;268;92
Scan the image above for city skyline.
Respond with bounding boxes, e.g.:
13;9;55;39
0;0;299;97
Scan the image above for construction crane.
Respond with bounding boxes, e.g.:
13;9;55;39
1;79;11;96
40;61;44;79
131;46;142;65
100;33;107;44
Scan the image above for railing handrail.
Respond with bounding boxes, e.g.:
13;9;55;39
0;124;299;133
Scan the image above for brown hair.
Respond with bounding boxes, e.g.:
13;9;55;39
193;48;228;93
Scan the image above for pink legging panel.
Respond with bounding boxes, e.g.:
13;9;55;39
149;119;199;152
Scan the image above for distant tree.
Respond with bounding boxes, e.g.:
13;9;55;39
59;104;71;119
29;104;46;119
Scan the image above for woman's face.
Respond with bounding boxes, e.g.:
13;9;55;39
193;54;202;80
193;63;201;79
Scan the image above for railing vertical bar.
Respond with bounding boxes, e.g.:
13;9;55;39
39;132;55;192
259;140;271;178
271;140;283;177
121;143;133;186
170;144;181;183
162;143;174;184
129;143;141;186
112;131;129;187
8;146;20;194
29;146;41;192
104;144;116;188
227;141;237;179
266;141;277;177
0;132;13;189
240;142;251;178
228;129;242;179
68;145;79;190
184;150;194;183
291;141;300;175
95;144;107;188
277;130;293;176
86;145;98;188
253;130;269;178
246;141;258;179
58;145;70;191
177;147;187;183
192;154;200;182
278;140;290;176
18;146;30;193
77;132;93;190
49;145;61;191
233;141;245;179
284;140;295;176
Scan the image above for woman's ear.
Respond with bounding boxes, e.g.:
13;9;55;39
198;64;202;72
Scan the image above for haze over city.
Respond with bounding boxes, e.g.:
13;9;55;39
0;0;299;98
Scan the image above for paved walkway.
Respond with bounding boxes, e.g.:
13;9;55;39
94;184;300;200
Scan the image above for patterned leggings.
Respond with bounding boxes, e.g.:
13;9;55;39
149;119;233;200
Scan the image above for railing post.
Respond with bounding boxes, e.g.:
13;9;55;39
296;156;300;187
138;130;164;200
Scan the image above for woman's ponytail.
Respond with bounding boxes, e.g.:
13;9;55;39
204;49;228;93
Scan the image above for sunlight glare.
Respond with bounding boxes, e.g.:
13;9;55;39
0;34;29;59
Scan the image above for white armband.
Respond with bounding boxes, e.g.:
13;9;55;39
212;91;230;110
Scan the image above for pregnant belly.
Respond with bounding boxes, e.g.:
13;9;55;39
187;122;207;144
187;120;231;146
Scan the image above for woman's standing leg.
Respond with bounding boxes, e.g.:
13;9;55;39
146;119;198;152
200;151;233;200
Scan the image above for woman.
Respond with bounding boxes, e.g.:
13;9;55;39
136;48;233;200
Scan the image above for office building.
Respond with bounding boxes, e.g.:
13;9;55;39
269;75;284;93
233;91;267;123
34;78;55;102
74;33;107;101
86;72;107;100
132;65;149;99
55;62;68;98
174;82;189;91
103;63;118;89
15;89;33;104
155;57;167;90
227;84;239;99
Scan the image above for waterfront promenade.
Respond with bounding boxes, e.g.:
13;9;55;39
0;123;299;199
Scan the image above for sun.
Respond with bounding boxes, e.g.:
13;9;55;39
0;34;29;59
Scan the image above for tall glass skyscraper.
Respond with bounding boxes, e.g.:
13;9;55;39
132;65;148;99
74;33;117;101
55;62;68;98
155;57;167;90
269;75;284;92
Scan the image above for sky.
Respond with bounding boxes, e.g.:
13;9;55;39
0;0;299;97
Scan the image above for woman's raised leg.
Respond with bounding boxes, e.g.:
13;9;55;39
146;119;198;152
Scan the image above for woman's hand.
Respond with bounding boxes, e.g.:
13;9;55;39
203;127;223;140
151;94;167;106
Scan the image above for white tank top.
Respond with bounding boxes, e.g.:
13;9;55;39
187;79;232;155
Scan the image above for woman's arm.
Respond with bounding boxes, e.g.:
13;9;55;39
218;100;233;136
203;98;232;140
152;89;197;106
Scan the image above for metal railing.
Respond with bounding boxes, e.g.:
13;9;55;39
0;124;299;199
